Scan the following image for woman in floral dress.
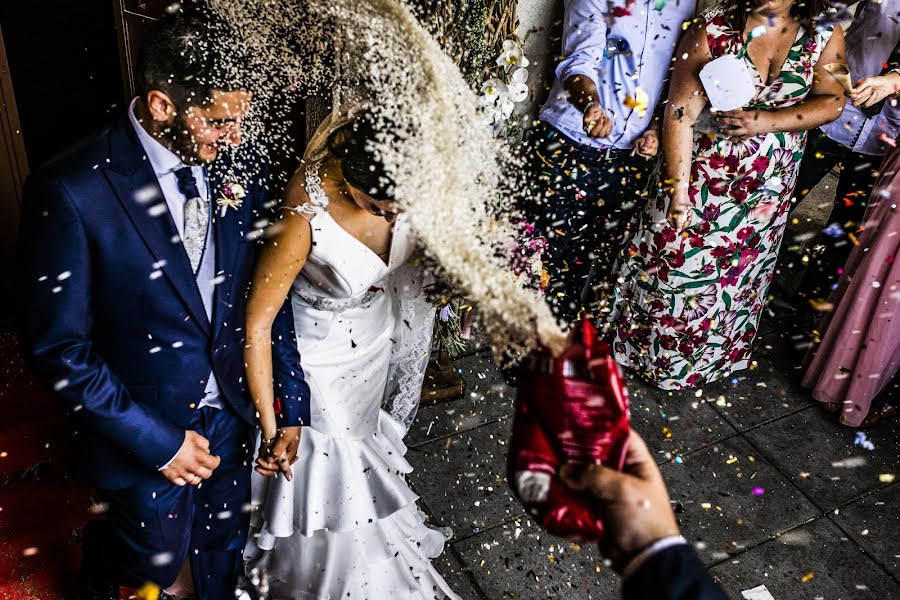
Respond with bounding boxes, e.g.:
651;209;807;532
609;0;845;389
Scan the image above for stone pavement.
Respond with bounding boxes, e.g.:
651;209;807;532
406;173;900;599
406;333;899;599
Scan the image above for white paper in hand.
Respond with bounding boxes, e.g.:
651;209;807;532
700;54;757;111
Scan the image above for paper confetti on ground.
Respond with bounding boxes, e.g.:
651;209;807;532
741;584;776;600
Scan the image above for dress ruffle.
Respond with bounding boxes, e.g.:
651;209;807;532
250;411;417;539
246;410;460;600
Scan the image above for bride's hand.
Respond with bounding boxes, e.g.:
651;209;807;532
255;426;302;481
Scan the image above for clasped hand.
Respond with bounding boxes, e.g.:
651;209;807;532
161;430;221;487
850;74;900;109
715;108;770;141
583;103;613;138
256;426;302;481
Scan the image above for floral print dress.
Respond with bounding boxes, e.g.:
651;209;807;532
609;8;834;389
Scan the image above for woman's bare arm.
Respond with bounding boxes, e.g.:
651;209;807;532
718;28;846;138
245;174;314;441
662;22;712;228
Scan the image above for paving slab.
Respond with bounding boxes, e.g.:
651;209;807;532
407;352;514;448
830;483;900;581
407;418;523;540
626;376;738;460
453;516;620;599
744;407;900;510
660;435;820;565
433;547;487;600
709;516;899;600
702;353;815;432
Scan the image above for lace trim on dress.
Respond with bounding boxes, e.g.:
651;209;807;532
382;256;436;431
284;163;329;217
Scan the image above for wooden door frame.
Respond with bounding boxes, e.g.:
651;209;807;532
0;25;29;201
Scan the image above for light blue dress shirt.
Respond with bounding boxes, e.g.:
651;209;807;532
128;99;224;414
539;0;696;150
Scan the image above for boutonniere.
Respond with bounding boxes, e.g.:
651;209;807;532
217;182;247;216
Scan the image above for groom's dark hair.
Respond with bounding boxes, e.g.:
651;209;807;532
137;8;240;107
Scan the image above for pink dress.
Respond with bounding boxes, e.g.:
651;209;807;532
802;146;900;426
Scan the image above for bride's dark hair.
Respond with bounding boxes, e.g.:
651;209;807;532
327;113;395;201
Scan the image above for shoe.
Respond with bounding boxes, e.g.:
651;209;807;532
859;403;898;428
78;581;119;600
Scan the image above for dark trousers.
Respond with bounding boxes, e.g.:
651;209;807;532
525;122;652;326
791;128;881;300
83;406;253;599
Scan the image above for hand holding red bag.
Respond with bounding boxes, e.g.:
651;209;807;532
507;318;631;542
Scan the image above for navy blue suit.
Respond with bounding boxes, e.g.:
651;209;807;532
623;545;729;600
16;112;310;595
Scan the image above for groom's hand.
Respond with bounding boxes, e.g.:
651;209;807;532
161;431;221;487
255;426;302;481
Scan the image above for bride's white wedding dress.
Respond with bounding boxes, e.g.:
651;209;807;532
245;166;460;600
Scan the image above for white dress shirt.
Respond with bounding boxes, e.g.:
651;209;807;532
128;99;225;422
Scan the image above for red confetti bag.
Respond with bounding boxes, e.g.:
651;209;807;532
507;317;631;542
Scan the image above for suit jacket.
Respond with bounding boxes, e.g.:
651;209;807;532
17;113;310;489
623;545;729;600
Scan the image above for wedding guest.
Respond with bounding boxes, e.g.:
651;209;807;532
609;0;845;389
789;0;900;305
528;0;696;326
802;140;900;428
561;429;728;600
16;12;308;599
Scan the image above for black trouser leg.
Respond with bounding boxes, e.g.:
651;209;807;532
794;139;881;300
524;123;649;327
79;519;120;600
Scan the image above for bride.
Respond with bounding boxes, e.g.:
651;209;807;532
242;104;460;599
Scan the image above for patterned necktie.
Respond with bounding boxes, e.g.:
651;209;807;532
174;166;208;274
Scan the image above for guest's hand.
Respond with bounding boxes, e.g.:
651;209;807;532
560;429;680;573
633;129;659;158
583;103;614;139
666;196;690;230
256;426;302;481
161;431;221;487
716;108;770;141
850;73;900;108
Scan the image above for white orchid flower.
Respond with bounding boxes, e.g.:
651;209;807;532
498;97;516;120
481;77;509;105
506;67;529;103
496;39;530;71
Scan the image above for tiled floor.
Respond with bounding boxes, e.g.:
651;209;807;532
404;166;900;599
408;336;900;599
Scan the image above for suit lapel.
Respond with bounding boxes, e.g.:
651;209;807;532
210;159;243;340
103;114;212;336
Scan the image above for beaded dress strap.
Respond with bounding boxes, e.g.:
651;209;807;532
283;163;329;216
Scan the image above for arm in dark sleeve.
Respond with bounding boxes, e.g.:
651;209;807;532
271;297;310;427
250;163;311;427
622;545;729;600
16;175;184;470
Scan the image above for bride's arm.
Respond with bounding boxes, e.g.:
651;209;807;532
245;184;314;444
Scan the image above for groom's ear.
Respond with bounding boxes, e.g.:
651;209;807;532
145;90;177;124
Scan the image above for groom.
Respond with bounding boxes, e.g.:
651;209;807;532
16;11;308;600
